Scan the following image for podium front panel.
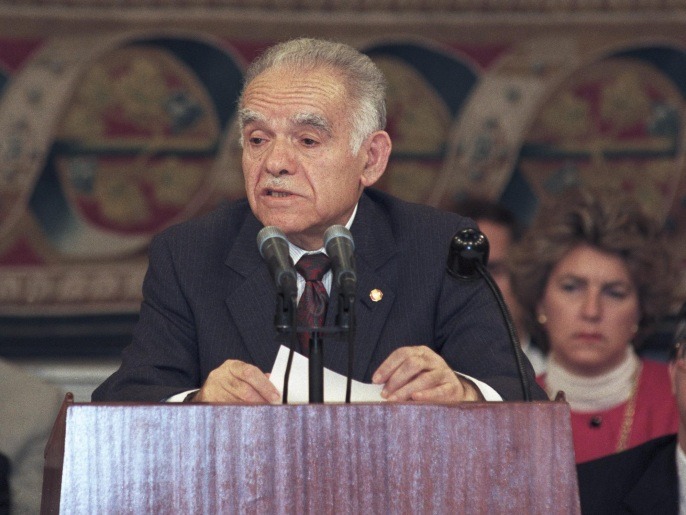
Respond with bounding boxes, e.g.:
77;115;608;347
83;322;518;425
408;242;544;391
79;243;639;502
47;402;579;514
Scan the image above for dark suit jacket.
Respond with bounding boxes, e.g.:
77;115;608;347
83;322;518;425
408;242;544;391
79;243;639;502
577;434;679;514
93;188;545;402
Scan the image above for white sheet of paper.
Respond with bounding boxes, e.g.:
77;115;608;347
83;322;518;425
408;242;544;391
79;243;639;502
269;345;385;404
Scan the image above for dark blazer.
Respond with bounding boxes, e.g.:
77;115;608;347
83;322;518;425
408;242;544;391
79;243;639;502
577;434;679;515
93;188;545;402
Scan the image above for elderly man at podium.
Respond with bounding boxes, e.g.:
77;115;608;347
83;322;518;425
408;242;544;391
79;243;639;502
92;38;545;405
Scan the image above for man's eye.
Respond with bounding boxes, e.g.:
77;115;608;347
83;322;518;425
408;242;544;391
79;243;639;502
249;137;265;145
302;138;318;146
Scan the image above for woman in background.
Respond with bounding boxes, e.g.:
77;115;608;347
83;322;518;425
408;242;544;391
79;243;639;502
510;187;680;463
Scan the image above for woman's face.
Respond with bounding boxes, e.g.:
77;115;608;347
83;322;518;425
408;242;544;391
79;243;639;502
538;244;641;376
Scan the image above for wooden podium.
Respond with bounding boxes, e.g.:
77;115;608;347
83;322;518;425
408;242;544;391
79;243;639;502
41;395;580;514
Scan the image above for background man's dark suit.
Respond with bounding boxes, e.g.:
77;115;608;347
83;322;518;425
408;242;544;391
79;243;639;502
93;188;544;402
577;434;679;514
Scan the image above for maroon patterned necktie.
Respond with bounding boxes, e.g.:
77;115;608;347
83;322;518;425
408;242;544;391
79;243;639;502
295;253;331;355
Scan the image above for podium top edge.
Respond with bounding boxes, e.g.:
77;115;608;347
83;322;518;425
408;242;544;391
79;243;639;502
70;400;562;408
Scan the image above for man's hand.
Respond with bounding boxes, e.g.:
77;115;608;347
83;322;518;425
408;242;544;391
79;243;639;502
372;346;483;403
191;359;281;403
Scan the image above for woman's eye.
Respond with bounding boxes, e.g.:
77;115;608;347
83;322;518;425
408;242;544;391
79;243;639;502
606;288;629;299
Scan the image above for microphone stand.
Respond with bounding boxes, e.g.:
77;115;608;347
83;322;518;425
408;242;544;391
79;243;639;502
308;328;324;403
336;291;355;404
323;225;357;403
303;292;356;404
274;291;297;404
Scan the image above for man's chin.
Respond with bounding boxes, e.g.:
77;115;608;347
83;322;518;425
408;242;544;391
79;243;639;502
255;218;309;244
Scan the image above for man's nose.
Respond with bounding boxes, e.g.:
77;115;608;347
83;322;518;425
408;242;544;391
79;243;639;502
265;139;294;176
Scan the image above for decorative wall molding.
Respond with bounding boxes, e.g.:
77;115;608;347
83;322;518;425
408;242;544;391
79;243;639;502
2;0;686;11
0;263;146;315
3;1;686;29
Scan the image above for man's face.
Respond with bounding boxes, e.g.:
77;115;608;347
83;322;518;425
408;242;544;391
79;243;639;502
240;65;388;250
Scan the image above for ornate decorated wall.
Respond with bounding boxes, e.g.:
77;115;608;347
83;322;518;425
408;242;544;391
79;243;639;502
2;1;686;352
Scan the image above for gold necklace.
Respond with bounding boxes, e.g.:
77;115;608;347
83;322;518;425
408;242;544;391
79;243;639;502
543;361;642;453
615;362;641;453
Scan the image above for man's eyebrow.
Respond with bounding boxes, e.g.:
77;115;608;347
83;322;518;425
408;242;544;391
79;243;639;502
238;108;266;130
292;112;332;136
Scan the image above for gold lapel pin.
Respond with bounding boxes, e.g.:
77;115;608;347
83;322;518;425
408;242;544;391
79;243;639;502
369;289;383;302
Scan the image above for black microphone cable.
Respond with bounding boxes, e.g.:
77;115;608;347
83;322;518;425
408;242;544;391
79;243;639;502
447;228;532;402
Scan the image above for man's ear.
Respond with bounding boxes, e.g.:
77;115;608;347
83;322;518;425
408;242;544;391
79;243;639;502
360;131;392;187
670;360;677;395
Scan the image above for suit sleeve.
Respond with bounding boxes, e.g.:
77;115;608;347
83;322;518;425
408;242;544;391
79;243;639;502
434;265;547;401
92;233;202;402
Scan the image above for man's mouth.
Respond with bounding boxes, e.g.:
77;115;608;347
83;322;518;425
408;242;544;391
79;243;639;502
267;189;291;198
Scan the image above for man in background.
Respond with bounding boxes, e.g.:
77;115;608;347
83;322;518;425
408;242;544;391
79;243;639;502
453;198;545;374
576;307;686;513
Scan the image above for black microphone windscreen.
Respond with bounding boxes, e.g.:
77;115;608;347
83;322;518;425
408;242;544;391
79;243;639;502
324;225;356;296
324;225;355;251
257;226;288;257
446;228;490;280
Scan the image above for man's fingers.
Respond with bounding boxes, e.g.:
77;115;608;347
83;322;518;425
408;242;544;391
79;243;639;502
378;346;436;395
237;363;280;403
384;368;443;401
410;381;463;403
373;346;432;385
372;346;478;403
197;360;279;403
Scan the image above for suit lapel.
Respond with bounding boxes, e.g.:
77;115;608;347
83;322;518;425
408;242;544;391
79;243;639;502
223;193;398;379
323;193;397;380
223;214;282;371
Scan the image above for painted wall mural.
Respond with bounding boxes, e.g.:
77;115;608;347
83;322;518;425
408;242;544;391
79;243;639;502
1;29;686;318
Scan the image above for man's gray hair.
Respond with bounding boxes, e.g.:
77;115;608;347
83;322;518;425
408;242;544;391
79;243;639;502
238;38;387;154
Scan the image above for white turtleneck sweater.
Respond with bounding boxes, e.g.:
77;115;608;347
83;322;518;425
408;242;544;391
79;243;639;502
545;347;639;412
